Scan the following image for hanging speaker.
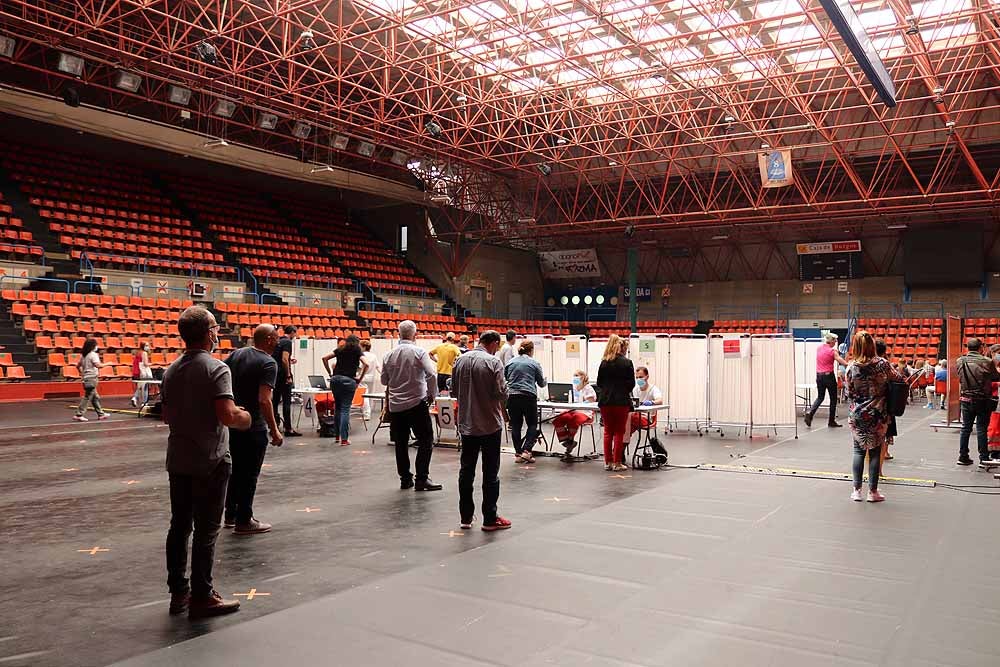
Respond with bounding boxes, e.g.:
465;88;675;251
63;87;81;108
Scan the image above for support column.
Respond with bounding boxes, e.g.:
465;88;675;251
627;247;638;334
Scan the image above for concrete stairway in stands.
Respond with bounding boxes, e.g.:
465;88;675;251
0;301;49;381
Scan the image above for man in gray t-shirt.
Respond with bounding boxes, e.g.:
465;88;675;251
162;306;250;619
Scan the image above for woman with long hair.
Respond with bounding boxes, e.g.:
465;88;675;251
130;341;153;408
503;339;547;463
596;334;635;471
846;331;902;502
74;337;109;422
322;334;369;446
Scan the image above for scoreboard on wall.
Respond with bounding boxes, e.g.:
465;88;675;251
796;240;864;280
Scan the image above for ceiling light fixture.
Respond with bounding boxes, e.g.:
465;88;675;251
213;99;236;118
0;35;15;59
291;121;312;139
390;150;408;166
425;120;443;138
167;85;191;106
195;40;218;66
331;134;350;150
257;112;278;130
57;52;84;77
356;141;376;157
538;163;553;176
114;70;142;93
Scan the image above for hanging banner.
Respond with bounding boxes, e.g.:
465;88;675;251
538;249;601;279
796;240;862;254
758;149;794;188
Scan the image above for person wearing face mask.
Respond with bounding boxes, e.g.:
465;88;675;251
553;369;597;461
74;337;109;422
628;366;663;439
130;341;154;408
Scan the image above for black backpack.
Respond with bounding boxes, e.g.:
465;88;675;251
886;380;908;417
318;415;338;437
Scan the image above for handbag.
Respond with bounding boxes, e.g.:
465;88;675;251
885;380;909;417
988;412;1000;452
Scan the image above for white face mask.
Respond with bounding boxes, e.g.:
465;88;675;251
209;329;219;353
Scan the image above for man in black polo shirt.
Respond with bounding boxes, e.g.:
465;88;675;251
225;324;283;534
271;324;302;437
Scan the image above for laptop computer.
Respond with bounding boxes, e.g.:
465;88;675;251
547;382;573;403
308;375;328;390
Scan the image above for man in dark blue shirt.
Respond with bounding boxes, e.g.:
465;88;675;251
224;324;281;534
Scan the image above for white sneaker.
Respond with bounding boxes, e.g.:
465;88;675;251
73;415;89;422
850;489;863;502
97;414;110;421
867;490;886;503
130;397;137;407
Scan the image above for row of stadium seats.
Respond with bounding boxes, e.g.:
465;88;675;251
465;317;571;335
4;143;234;278
0;290;193;309
588;320;700;336
0;192;41;262
0;353;28;381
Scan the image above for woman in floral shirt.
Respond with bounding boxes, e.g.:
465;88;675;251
846;331;903;503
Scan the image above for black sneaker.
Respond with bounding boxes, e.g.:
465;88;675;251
223;517;236;529
828;422;843;428
803;413;813;427
957;457;974;466
400;478;414;490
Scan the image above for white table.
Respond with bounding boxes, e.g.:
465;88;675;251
292;387;332;431
364;392;389;443
134;380;162;418
532;402;670;461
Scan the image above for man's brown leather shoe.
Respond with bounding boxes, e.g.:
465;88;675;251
188;590;240;619
169;591;190;615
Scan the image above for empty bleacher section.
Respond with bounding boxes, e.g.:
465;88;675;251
466;317;570;335
0;192;42;264
167;178;350;290
588;320;698;337
711;319;786;334
2;289;202;380
858;317;943;363
280;199;438;296
360;308;465;337
216;302;363;341
2;144;234;278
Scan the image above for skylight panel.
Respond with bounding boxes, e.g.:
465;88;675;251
754;0;801;20
404;16;455;38
459;1;509;26
506;76;547;92
729;59;769;80
872;34;905;55
363;0;416;15
455;38;490;58
631;76;671;94
660;46;702;65
525;46;564;66
633;23;677;45
475;57;522;75
606;0;658;23
554;67;595;84
774;22;821;44
912;0;971;18
921;21;975;46
686;11;741;34
858;9;898;30
577;35;625;56
542;11;599;36
790;47;836;66
677;66;721;83
584;85;618;102
610;58;643;73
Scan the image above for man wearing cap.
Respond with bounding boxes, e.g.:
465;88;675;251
805;333;848;428
430;332;462;393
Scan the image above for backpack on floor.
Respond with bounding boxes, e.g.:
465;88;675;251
318;415;338;438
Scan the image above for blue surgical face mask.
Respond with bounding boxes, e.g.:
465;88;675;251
572;377;582;387
637;377;647;389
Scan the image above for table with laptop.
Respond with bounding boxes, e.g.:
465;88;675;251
291;375;335;430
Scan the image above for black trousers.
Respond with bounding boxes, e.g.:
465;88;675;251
458;430;501;525
437;373;451;392
224;429;269;525
808;372;839;424
506;394;538;455
273;381;292;432
390;402;435;483
166;459;231;598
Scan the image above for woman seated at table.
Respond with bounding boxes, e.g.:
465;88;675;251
628;366;663;438
554;369;597;460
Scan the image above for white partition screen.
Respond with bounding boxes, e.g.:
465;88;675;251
291;337;340;387
709;334;752;427
667;335;708;425
628;334;658;380
750;335;797;429
587;338;608;384
527;335;554;386
551;335;587;384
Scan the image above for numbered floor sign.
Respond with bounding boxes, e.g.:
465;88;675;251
435;397;460;446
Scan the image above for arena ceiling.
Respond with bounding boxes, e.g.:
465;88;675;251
1;0;999;251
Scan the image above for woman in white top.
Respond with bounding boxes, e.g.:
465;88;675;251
130;342;153;407
74;337;109;422
359;339;381;420
553;369;598;459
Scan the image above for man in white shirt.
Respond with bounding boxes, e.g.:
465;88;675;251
359;339;381;420
497;329;517;366
381;320;441;492
629;366;663;438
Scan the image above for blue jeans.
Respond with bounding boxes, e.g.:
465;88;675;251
329;375;357;440
852;442;882;491
959;399;991;461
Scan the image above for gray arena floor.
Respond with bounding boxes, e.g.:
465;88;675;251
1;399;997;667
